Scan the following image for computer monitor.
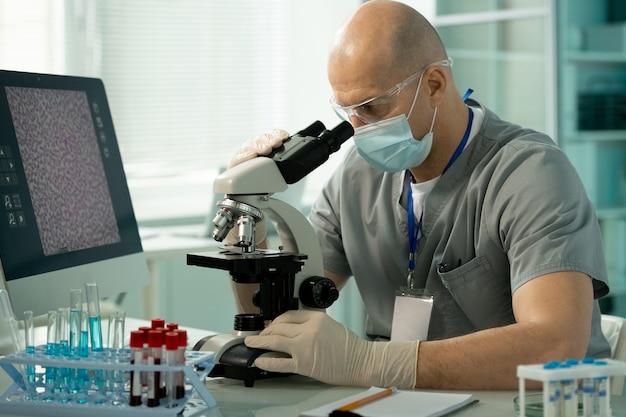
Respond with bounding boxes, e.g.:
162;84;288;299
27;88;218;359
0;70;148;321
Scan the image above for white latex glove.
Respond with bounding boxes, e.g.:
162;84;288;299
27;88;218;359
244;310;419;388
227;129;290;169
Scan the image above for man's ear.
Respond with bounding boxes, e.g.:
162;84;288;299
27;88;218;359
425;67;447;107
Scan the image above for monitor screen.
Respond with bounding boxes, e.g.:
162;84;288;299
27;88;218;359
0;70;148;320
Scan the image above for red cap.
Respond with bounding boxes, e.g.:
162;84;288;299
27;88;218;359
176;329;188;348
166;322;179;330
130;330;145;348
147;329;164;348
138;326;151;335
165;332;179;351
151;318;165;329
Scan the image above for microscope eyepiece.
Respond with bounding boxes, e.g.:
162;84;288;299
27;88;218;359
295;120;326;138
320;121;354;153
271;120;355;184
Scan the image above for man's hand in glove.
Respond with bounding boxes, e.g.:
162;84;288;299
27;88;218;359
244;310;419;388
227;129;290;169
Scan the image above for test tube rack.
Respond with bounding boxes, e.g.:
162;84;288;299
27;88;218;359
0;346;216;417
517;358;626;417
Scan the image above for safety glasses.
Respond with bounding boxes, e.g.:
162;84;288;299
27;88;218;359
330;58;452;124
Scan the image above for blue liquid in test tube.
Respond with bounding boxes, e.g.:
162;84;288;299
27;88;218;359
85;282;104;351
89;315;104;351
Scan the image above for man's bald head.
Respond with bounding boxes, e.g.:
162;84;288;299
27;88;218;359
329;0;447;78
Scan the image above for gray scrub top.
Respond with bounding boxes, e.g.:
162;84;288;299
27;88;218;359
308;101;611;358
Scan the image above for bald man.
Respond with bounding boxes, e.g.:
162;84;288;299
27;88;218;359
232;0;611;390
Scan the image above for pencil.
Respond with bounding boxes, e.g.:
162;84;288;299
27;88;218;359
336;387;397;412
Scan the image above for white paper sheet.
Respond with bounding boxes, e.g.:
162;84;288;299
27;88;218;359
300;386;476;417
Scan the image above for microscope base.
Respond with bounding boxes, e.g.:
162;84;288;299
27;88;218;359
209;363;291;388
195;336;292;387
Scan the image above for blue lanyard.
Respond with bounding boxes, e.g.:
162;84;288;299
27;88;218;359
407;105;474;288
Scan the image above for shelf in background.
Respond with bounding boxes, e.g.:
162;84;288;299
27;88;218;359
564;130;626;143
566;51;626;64
596;207;626;220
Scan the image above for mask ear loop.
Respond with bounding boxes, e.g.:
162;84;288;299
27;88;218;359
428;107;437;133
406;74;423;119
406;72;437;137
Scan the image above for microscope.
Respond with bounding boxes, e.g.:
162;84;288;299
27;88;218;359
188;121;354;387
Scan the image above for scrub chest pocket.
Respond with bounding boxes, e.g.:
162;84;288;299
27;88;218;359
436;256;514;331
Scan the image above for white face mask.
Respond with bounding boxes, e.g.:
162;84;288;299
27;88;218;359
352;74;437;172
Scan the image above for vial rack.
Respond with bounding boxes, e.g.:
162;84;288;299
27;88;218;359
517;358;626;417
0;346;216;417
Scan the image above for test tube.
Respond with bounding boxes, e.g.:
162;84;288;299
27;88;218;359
23;310;37;400
57;307;69;357
596;376;609;417
45;310;58;356
582;376;595;417
139;326;151;388
129;330;145;406
75;310;90;399
176;329;187;399
108;310;126;352
581;357;595;417
109;310;126;406
542;361;560;417
79;310;89;358
146;330;163;407
69;289;82;357
594;361;611;417
165;331;179;408
561;377;576;417
85;282;104;351
23;309;35;354
56;307;70;401
43;310;58;401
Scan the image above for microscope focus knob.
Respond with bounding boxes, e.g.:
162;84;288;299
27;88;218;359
299;276;339;309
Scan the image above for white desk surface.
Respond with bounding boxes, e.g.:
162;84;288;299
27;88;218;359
1;367;625;417
2;323;626;417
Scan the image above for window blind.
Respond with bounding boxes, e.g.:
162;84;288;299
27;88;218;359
2;0;359;221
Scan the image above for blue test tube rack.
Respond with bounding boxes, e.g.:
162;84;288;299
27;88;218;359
0;347;216;417
517;358;626;417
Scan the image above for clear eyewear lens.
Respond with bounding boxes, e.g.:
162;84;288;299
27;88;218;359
330;58;452;124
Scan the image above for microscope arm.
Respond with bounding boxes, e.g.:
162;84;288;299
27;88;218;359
264;198;325;307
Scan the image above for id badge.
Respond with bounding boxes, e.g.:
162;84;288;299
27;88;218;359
390;288;433;342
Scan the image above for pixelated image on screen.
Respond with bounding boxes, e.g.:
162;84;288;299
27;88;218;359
5;86;121;256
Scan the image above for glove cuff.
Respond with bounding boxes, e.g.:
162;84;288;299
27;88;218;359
367;340;419;388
